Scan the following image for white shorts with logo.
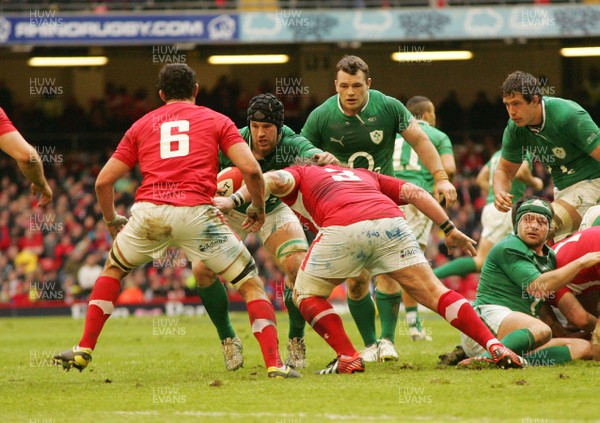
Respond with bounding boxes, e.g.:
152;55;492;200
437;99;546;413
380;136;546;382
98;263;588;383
226;202;302;245
460;304;513;357
301;217;427;279
480;203;513;244
553;177;600;239
111;202;245;274
400;204;433;248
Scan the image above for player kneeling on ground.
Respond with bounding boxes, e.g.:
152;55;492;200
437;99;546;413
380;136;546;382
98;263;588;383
217;162;527;374
458;198;600;368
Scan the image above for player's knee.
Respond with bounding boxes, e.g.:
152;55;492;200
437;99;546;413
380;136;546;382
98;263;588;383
346;277;369;300
295;269;335;303
219;249;258;290
193;261;217;288
531;323;553;346
568;339;593;361
552;200;582;240
279;251;305;285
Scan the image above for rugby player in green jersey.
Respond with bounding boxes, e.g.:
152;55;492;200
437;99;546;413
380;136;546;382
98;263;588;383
301;56;457;361
434;150;543;279
393;96;456;345
193;94;337;370
458;198;600;367
494;71;600;242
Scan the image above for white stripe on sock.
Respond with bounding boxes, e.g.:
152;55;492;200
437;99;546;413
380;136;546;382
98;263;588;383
310;309;336;328
251;318;275;333
444;298;468;322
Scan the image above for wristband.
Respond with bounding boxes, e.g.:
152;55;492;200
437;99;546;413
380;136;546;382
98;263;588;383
230;192;244;208
433;170;449;182
440;219;455;235
103;216;118;226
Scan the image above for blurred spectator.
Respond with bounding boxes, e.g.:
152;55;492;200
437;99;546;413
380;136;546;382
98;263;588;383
468;90;496;137
77;253;103;298
437;90;465;140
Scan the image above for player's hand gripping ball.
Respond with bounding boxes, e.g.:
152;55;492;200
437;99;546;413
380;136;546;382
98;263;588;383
216;166;245;197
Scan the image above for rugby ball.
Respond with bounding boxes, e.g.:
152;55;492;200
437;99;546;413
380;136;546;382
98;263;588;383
216;166;244;197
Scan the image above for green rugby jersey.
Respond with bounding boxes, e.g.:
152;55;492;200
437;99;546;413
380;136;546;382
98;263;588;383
393;120;453;193
301;90;413;176
501;97;600;190
220;125;322;214
474;234;555;317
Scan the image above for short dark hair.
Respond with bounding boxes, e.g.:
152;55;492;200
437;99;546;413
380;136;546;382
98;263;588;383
502;71;542;103
406;96;432;119
157;64;197;101
336;55;370;80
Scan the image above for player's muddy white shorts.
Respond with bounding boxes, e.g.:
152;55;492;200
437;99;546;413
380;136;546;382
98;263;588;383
460;304;513;357
400;204;433;248
553;178;600;241
225;202;304;245
481;203;513;244
110;202;245;274
300;217;426;279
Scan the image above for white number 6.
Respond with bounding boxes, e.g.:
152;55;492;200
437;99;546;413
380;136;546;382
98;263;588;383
160;120;190;159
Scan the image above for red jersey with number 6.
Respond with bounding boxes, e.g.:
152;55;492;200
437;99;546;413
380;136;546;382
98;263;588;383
552;227;600;303
0;108;17;136
113;102;245;206
280;164;407;229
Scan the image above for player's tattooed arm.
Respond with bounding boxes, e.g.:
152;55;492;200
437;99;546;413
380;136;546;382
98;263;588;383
214;169;296;213
264;170;296;197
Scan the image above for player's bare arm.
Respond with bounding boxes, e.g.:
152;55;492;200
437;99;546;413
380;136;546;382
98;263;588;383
96;158;130;238
0;130;53;206
440;153;456;182
401;119;457;207
515;161;544;192
312;151;339;165
226;142;266;229
557;292;597;334
218;169;296;214
493;157;521;212
476;164;490;194
590;143;600;161
526;252;600;298
400;182;476;256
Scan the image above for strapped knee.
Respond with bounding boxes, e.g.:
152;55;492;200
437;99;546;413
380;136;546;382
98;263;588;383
276;238;308;262
295;269;336;303
219;248;258;290
552;199;582;241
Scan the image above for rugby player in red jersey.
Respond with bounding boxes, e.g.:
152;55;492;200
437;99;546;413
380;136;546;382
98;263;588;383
53;64;300;379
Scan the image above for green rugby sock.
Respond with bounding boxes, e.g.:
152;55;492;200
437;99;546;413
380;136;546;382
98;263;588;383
525;346;572;366
500;328;536;356
198;280;236;341
347;294;377;346
375;289;401;343
433;257;478;279
284;284;306;339
482;328;536;359
405;306;421;329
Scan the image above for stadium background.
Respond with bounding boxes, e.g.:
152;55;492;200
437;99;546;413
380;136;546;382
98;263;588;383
0;0;599;316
